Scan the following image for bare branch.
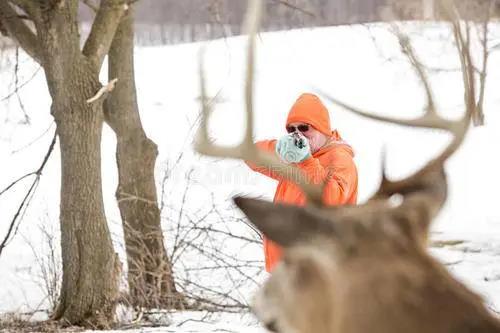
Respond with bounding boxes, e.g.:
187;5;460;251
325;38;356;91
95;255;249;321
13;46;30;124
0;172;36;198
1;66;41;102
0;1;42;63
11;122;54;155
82;0;127;69
269;0;315;17
86;77;118;103
0;131;57;257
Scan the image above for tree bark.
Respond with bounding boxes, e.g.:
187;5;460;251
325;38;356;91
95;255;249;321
105;8;184;309
50;63;121;327
2;1;127;326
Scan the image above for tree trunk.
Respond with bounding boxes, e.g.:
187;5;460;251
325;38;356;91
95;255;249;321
472;109;485;126
1;0;127;326
105;8;184;309
423;0;435;19
50;61;121;328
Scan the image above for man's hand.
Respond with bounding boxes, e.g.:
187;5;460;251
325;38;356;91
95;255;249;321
275;133;311;163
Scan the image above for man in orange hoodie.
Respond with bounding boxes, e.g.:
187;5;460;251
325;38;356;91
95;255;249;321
246;93;358;272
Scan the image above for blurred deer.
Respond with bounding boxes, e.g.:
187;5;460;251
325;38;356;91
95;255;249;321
195;0;500;332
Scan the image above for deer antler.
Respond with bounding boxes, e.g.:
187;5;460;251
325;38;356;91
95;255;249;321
317;0;474;201
195;0;328;207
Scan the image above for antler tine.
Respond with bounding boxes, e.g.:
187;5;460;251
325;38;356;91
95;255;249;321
317;91;464;134
243;0;259;150
379;145;391;191
427;0;475;163
195;0;328;207
195;0;261;160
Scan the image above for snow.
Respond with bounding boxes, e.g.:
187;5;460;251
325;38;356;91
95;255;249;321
1;21;500;331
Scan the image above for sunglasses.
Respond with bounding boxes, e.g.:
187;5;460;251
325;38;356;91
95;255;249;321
286;124;310;133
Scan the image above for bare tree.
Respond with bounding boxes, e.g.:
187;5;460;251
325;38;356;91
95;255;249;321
105;6;184;309
384;0;499;127
0;0;126;327
469;0;497;126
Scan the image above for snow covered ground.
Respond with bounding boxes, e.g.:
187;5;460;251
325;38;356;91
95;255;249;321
1;21;500;331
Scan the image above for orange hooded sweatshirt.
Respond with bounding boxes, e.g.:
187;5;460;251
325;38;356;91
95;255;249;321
246;93;358;272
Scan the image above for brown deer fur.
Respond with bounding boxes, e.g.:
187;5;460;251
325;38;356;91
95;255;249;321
235;188;500;333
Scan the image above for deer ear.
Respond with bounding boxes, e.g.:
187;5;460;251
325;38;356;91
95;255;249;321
233;197;336;247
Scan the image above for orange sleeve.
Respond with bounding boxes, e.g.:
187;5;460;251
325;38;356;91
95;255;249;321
296;150;358;205
244;140;284;181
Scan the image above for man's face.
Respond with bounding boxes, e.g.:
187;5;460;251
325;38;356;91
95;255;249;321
287;122;328;153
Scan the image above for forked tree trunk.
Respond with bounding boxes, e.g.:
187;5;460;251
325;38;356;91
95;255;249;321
30;5;125;327
472;109;485;126
1;0;126;326
106;9;183;309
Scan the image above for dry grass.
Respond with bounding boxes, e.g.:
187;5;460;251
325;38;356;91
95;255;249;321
0;313;83;333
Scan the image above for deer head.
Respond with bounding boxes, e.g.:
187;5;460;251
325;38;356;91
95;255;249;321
195;1;499;333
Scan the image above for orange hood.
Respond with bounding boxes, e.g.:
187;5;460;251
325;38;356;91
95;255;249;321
286;93;332;137
315;129;355;158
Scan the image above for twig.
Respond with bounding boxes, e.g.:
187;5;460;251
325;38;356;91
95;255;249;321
1;66;41;102
0;130;57;257
190;225;260;244
11;121;55;154
269;0;315;17
13;46;30;124
0;172;36;197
